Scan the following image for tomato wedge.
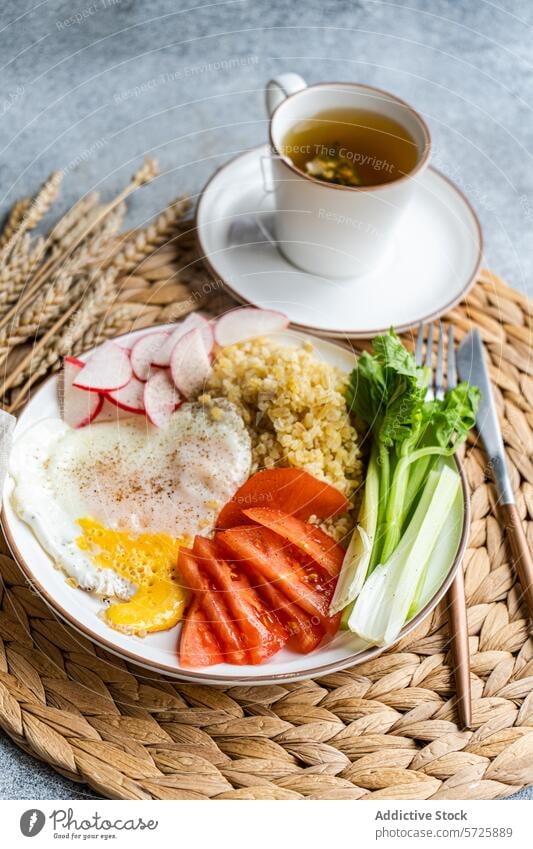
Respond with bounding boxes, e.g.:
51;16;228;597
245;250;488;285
251;577;325;654
193;537;287;664
243;507;345;578
179;599;223;668
217;525;331;624
217;468;349;528
177;548;248;665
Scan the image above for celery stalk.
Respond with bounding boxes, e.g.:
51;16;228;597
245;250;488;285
329;443;379;616
408;483;464;617
347;466;460;645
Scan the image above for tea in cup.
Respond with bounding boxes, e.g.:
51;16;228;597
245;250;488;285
265;74;431;278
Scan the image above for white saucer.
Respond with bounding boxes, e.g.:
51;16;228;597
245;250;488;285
196;145;483;338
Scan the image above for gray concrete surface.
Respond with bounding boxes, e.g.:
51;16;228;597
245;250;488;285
0;0;532;800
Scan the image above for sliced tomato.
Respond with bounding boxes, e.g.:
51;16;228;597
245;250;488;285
217;525;331;624
177;548;248;665
251;576;325;654
193;537;287;664
322;609;341;636
179;600;223;668
217;468;349;529
243;507;345;578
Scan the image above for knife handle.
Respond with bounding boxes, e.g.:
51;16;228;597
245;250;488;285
502;503;533;618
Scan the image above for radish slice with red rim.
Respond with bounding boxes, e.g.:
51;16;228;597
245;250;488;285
94;398;133;423
152;313;213;367
130;331;169;382
62;357;103;428
144;369;182;427
106;374;146;413
215;307;289;347
170;327;212;398
73;342;132;392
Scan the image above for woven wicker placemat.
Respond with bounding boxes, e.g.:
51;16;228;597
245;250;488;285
0;260;532;800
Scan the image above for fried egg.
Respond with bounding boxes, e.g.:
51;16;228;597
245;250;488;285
9;399;251;633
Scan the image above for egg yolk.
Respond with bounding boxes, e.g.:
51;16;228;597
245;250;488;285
75;517;189;635
105;579;187;635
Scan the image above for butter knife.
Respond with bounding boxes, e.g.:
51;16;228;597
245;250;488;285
457;329;533;617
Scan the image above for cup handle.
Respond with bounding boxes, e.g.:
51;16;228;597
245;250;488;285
260;154;286;193
265;73;307;116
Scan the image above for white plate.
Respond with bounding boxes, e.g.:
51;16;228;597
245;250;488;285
1;324;469;684
196;145;483;338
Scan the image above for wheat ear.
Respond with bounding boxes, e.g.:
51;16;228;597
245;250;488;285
109;197;190;275
7;269;118;409
23;171;63;231
72;301;149;353
0;172;62;263
49;191;100;245
0;204;125;362
0;199;31;251
0;159;158;335
0;270;73;355
0;236;46;310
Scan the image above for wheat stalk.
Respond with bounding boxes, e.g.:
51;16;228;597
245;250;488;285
59;268;118;354
0;159;191;409
0;172;62;263
49;191;99;245
52;202;112;258
0;199;31;251
109;197;189;275
0;233;32;289
0;203;125;362
132;157;159;188
23;171;63;231
0;236;46;310
72;301;144;353
0;159;158;335
1;299;80;402
0;270;73;355
7;268;118;409
54;202;126;280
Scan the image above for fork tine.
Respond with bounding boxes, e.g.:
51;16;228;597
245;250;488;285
435;322;445;400
424;322;434;398
447;323;457;391
424;322;434;370
415;322;425;367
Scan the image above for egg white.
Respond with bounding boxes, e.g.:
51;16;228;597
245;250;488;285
9;400;251;599
9;417;132;597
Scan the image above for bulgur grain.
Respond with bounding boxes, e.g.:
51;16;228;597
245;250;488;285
207;338;362;522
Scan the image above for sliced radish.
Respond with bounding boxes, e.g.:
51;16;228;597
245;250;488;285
73;342;132;392
152;313;213;367
61;358;103;428
130;331;169;382
170;328;212;398
65;355;84;368
93;398;133;423
106;374;146;413
144;369;182;428
215;307;289;347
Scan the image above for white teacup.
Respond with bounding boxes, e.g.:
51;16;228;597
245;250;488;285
265;73;431;278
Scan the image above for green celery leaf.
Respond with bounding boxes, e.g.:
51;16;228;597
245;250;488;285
430;382;481;448
346;329;430;450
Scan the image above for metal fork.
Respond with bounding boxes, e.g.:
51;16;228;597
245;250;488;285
416;321;472;730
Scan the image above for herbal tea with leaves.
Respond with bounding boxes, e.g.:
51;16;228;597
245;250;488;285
282;107;418;187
